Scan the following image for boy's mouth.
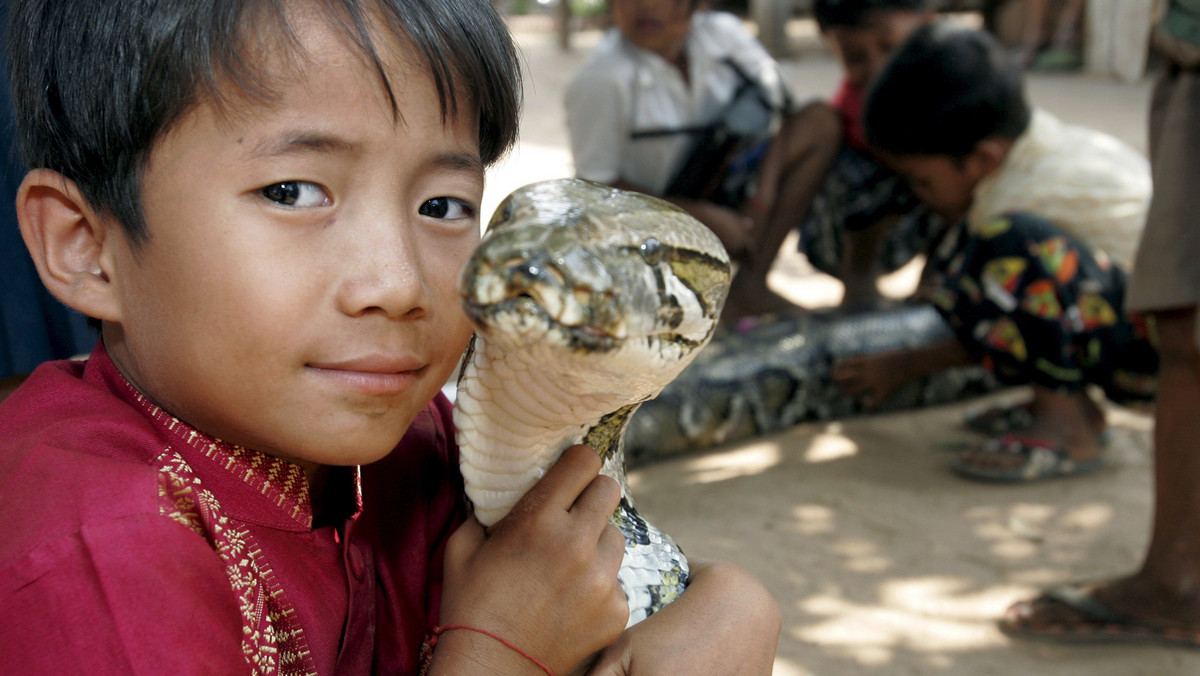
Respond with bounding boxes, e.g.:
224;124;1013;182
306;355;425;396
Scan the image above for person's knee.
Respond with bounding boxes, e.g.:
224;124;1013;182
800;100;840;129
781;101;842;153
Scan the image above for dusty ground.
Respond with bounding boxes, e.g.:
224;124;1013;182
493;16;1198;675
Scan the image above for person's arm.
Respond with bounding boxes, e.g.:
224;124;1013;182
833;338;974;410
432;444;781;675
430;445;629;675
583;559;780;676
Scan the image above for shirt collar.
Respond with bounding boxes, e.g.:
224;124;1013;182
86;342;363;532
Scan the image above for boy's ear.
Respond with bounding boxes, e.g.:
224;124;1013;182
16;169;124;323
968;138;1012;180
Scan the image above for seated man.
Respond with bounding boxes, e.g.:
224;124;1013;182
565;0;933;322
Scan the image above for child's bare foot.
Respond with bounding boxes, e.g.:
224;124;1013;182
1002;574;1200;647
952;388;1106;481
832;350;916;410
964;390;1107;436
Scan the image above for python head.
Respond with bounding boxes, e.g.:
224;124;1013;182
459;179;732;392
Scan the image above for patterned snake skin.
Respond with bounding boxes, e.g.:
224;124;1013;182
453;178;731;626
624;305;1003;465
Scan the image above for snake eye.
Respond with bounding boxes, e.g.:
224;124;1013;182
639;237;663;266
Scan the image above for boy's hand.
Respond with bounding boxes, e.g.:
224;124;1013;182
583;561;780;675
834;339;972;410
435;445;629;674
832;350;915;410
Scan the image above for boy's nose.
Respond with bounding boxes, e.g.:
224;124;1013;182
336;220;428;321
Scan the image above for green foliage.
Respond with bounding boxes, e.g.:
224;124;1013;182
570;0;606;18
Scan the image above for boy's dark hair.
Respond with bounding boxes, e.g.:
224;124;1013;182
862;21;1031;159
6;0;522;245
812;0;929;32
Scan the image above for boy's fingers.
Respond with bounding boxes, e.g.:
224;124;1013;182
571;472;622;524
598;522;628;574
527;444;604;512
832;356;863;376
832;369;859;389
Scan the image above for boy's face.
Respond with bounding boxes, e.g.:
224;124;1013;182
886;153;982;224
610;0;695;62
825;10;927;90
103;10;483;473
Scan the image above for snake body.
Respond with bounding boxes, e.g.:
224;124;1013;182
453;178;731;626
624;305;1002;464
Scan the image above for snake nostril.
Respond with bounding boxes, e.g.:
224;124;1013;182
520;262;544;281
506;260;546;290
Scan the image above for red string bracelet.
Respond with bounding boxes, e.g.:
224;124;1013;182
429;624;555;676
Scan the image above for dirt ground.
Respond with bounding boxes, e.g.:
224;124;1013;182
493;16;1198;675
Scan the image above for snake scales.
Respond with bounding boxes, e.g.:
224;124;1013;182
453;178;731;626
623;306;1002;464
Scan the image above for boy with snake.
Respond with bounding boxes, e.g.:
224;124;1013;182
0;0;778;673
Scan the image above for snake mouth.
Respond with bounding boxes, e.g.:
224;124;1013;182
460;250;636;352
463;293;624;353
461;260;628;353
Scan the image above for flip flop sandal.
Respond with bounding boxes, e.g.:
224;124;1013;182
962;401;1035;436
1030;47;1083;71
962;403;1113;444
950;434;1102;483
1001;583;1200;648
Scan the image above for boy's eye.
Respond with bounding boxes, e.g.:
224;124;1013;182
419;196;474;220
261;181;330;208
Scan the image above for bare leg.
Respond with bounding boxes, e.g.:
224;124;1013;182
1025;0;1084;70
954;386;1106;473
609;179;757;261
837;215;900;308
1004;308;1200;632
833;338;972;409
723;103;841;324
1048;0;1085;51
1018;0;1050;67
1090;308;1200;624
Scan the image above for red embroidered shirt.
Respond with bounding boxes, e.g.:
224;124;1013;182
0;343;465;675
